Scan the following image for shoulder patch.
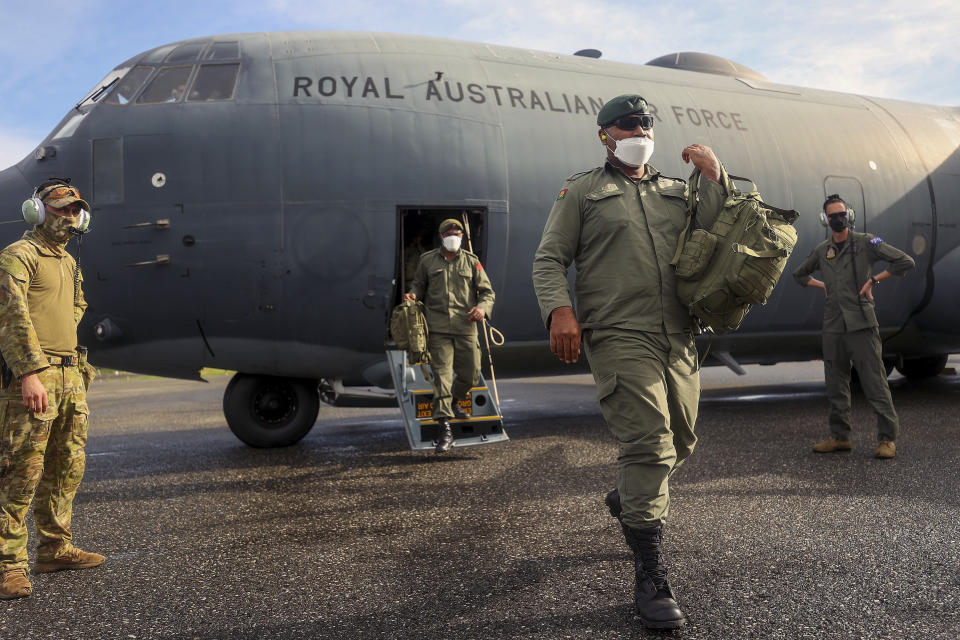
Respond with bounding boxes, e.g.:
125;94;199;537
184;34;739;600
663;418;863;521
476;262;483;271
870;236;883;245
556;188;568;201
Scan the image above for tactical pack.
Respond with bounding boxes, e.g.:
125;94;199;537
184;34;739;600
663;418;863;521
671;167;799;333
390;299;431;364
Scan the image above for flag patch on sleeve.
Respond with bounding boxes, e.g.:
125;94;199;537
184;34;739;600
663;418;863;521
557;189;567;200
870;237;883;245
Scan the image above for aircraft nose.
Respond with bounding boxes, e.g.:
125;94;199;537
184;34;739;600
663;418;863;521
0;165;33;227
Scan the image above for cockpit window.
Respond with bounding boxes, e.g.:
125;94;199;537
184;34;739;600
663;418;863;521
104;66;153;104
75;67;129;108
205;42;240;60
142;44;177;64
166;43;206;63
137;66;193;104
187;64;240;102
187;64;239;101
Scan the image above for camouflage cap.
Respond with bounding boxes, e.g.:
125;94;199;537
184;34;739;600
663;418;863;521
38;184;90;211
597;94;650;127
438;218;464;234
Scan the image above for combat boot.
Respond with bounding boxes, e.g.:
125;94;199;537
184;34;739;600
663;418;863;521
435;419;454;453
34;545;106;574
875;440;896;459
0;568;32;599
605;489;686;629
812;436;852;453
622;524;687;629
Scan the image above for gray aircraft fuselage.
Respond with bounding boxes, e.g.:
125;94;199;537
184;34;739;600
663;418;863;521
1;31;958;445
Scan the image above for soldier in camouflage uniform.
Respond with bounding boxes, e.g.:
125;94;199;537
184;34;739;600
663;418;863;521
793;194;915;459
404;218;495;453
0;180;104;600
532;95;726;629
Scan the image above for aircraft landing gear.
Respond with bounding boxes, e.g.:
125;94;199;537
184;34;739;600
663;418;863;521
223;373;320;447
895;355;948;380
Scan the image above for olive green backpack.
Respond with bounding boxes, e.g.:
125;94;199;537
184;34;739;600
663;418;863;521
390;299;431;364
671;167;799;333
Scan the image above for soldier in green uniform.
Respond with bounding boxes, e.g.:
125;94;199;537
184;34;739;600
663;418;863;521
404;219;495;453
532;94;726;629
792;194;915;459
0;179;104;600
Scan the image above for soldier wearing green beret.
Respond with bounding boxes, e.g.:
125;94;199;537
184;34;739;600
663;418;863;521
405;218;496;453
533;94;726;629
1;179;105;600
793;194;915;459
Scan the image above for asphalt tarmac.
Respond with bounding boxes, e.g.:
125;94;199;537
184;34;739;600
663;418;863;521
2;359;959;640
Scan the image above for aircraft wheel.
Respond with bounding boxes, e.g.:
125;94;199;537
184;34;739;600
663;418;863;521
223;373;320;447
895;355;948;380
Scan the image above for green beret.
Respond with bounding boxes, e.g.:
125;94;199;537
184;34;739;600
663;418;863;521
438;218;463;233
597;94;650;127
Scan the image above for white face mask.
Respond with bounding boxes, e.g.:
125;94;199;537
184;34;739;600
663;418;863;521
607;132;654;168
442;235;462;252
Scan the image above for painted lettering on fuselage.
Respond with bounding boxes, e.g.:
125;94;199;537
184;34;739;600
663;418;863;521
291;76;749;131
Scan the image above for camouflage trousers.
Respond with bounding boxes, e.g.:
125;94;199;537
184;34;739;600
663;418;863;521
583;329;700;529
0;364;89;570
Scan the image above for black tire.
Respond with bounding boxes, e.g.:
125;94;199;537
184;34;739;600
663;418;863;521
223;373;320;447
895;355;948;380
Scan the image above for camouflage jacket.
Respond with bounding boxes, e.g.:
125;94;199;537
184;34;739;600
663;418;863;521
0;230;87;377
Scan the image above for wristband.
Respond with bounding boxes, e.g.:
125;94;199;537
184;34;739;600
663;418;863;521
870;276;880;286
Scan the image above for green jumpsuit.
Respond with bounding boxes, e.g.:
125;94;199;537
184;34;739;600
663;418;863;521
0;230;90;571
533;162;724;529
793;232;915;441
409;248;495;420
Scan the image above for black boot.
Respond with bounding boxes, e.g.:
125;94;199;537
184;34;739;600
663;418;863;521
605;489;686;629
435;419;454;453
622;525;686;629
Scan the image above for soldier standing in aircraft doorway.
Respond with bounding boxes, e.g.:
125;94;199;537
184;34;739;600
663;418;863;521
0;179;104;600
793;194;915;459
404;219;495;453
533;94;727;630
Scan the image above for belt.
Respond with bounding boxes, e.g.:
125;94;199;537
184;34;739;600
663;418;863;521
46;355;77;367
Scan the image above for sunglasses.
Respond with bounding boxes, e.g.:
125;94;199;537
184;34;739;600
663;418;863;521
613;114;655;131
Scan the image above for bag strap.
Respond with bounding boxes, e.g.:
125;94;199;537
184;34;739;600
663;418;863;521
730;243;790;259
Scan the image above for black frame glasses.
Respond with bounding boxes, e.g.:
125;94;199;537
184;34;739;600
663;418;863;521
613;114;655;131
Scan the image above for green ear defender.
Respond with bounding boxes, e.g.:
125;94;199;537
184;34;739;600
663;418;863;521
22;196;46;225
75;209;91;232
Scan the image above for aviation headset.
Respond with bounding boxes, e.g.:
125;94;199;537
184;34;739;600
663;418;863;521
819;193;855;228
21;177;91;232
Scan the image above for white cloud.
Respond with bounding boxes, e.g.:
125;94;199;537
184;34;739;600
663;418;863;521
255;0;960;104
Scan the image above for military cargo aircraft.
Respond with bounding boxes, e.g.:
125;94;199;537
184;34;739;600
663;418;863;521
1;32;958;447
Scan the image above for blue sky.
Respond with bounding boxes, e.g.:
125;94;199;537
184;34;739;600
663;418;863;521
1;0;958;168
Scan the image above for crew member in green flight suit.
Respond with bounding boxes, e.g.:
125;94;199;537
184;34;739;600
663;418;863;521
793;194;915;459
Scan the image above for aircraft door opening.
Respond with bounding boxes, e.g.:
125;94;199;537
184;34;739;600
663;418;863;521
395;207;488;306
